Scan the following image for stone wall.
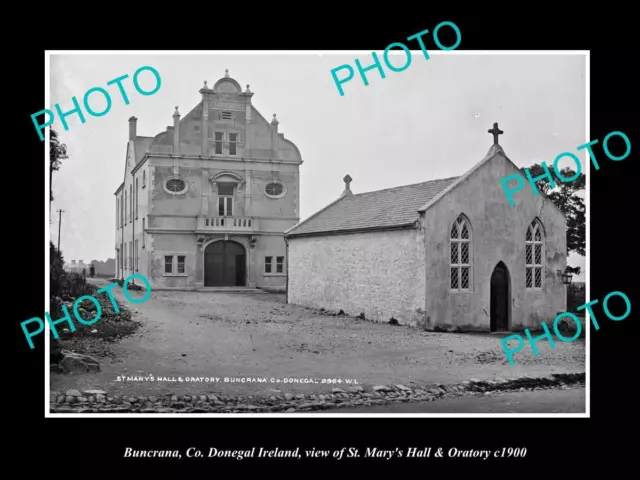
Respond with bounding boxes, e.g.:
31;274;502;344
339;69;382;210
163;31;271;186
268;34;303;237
287;229;426;325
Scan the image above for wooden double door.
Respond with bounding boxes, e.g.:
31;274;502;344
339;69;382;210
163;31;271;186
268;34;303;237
204;241;247;287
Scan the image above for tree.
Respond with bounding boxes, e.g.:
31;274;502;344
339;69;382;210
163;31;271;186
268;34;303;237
520;164;585;258
50;128;68;204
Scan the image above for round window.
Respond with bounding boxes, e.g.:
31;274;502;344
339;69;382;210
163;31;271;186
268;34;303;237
265;183;283;196
164;176;187;195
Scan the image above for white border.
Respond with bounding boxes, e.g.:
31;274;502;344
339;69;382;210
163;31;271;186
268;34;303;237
45;50;589;419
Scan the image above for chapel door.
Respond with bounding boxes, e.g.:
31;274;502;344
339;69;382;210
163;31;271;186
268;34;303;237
490;262;510;332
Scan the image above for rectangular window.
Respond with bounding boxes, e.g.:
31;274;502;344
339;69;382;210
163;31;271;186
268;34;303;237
214;132;223;155
177;256;185;274
221;111;233;120
142;218;145;247
276;256;284;273
265;256;272;274
124;191;127;224
165;255;173;274
136;178;139;219
130;185;133;222
217;183;234;216
229;133;238;156
217;198;234;216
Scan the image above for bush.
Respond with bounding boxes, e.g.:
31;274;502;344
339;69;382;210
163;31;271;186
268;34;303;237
567;286;586;315
49;243;96;316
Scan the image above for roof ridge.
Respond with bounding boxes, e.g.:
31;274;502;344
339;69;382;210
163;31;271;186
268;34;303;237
351;176;460;197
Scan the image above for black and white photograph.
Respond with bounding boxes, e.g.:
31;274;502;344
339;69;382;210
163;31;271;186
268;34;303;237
45;51;588;417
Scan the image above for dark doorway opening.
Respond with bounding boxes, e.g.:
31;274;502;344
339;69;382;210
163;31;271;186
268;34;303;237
490;261;510;332
204;241;246;287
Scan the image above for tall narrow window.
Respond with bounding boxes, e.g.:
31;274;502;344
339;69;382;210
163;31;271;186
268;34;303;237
276;256;284;273
143;170;146;187
124;243;127;270
177;256;185;274
526;219;545;289
135;240;138;270
217;183;234;216
129;185;133;222
116;198;119;228
214;132;223;155
124;190;127;224
229;133;238;156
142;218;145;247
135;178;139;218
165;255;173;274
129;241;132;270
265;256;273;273
450;214;472;291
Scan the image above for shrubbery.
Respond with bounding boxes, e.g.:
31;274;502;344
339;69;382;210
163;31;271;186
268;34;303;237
50;242;96;318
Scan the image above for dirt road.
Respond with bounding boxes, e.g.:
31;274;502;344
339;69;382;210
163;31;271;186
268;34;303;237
50;279;585;398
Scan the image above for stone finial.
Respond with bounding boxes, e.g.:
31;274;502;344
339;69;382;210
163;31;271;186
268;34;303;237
342;174;353;196
173;106;180;117
225;69;230;78
271;113;279;125
203;80;208;88
245;84;251;93
488;122;504;145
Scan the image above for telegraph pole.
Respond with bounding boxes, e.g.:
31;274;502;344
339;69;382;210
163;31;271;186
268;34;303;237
56;209;64;251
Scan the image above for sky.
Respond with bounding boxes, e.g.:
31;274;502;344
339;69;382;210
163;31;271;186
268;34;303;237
48;52;586;280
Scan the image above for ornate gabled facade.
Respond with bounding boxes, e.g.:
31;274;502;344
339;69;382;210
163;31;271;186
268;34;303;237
114;70;303;291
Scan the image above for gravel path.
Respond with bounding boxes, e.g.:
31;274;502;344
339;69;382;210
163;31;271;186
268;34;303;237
50;280;585;399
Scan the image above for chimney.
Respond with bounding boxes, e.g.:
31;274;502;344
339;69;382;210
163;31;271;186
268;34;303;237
173;106;180;153
128;116;137;141
341;174;353;197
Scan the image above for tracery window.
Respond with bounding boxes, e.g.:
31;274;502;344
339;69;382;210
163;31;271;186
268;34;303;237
450;215;472;291
526;219;545;289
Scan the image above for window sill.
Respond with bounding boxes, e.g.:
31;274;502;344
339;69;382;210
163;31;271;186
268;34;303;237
163;274;188;277
526;288;545;294
450;289;473;294
264;273;286;277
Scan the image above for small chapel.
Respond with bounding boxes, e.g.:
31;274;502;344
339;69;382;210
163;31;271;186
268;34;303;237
114;70;302;291
285;124;567;332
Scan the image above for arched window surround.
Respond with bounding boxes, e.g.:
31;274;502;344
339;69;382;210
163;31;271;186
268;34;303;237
450;214;473;293
525;218;545;291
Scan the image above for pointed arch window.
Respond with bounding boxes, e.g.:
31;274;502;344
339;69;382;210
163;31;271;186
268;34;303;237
450;214;472;292
526;219;545;289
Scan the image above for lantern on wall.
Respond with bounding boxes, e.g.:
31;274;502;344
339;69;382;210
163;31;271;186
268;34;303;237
558;268;573;285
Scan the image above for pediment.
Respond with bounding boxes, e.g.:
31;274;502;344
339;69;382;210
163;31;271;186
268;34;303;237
210;171;244;183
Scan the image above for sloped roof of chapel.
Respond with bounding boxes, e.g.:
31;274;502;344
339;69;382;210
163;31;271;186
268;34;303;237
285;176;459;237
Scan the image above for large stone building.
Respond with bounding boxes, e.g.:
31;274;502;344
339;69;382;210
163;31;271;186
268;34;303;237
285;126;567;332
114;70;302;290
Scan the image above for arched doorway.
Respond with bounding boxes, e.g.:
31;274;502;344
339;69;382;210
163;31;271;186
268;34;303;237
204;241;247;287
490;261;510;332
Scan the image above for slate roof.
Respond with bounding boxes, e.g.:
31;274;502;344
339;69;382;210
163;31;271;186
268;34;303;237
286;176;459;237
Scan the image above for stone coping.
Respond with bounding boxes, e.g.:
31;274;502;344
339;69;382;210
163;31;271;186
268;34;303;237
50;372;585;413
